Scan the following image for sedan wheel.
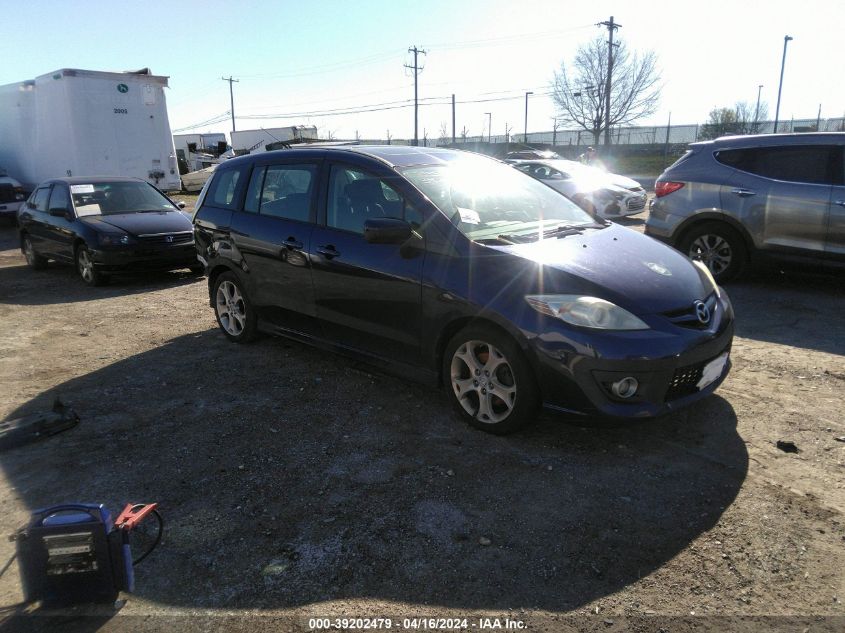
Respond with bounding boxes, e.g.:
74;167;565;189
443;325;538;434
22;236;47;270
213;272;257;343
75;245;106;286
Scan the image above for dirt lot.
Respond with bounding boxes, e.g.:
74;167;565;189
0;213;843;632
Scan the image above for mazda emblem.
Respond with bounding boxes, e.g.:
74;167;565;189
694;300;710;324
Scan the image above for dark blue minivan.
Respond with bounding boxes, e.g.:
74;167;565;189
193;146;733;434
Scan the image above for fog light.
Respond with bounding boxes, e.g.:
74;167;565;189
611;377;638;399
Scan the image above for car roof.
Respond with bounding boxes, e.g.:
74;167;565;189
42;176;148;186
692;131;845;149
223;145;482;169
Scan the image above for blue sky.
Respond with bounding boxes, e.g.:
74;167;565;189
5;0;844;141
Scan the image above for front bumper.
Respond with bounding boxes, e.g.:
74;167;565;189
0;201;23;218
531;294;734;420
90;244;198;272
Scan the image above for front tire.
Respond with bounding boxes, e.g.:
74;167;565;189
22;235;47;270
443;324;539;435
212;272;257;343
75;244;108;286
679;222;747;283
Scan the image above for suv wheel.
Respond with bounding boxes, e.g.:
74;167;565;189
679;222;747;283
213;272;257;343
443;325;539;435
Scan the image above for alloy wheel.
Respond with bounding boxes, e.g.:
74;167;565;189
689;234;732;276
216;280;247;337
450;340;517;424
77;249;95;283
23;238;35;266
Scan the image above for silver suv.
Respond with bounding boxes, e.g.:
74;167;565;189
645;133;845;282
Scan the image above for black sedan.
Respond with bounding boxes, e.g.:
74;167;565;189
18;177;200;285
194;146;733;434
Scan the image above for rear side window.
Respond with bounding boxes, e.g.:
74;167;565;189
716;145;843;185
206;166;247;209
243;163;316;222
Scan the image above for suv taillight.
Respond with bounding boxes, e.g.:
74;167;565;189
655;181;684;198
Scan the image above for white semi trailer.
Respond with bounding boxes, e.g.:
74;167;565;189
0;68;181;191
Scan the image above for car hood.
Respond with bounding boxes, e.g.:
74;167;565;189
487;223;711;314
79;211;192;236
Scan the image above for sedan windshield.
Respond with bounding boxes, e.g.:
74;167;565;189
401;156;597;242
70;182;177;217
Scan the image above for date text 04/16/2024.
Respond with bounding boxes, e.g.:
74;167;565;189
307;618;527;630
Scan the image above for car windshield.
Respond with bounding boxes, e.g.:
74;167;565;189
70;182;176;217
401;156;597;242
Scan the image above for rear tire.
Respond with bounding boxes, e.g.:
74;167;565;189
22;235;47;270
678;221;747;283
442;324;539;435
212;272;257;343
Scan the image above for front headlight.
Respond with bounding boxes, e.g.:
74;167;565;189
693;260;720;297
99;233;131;246
525;295;649;330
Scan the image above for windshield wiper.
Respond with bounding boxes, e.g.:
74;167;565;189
495;233;535;244
542;222;606;238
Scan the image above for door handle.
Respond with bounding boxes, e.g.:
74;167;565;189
282;237;303;250
316;244;340;259
731;188;756;197
835;200;845;207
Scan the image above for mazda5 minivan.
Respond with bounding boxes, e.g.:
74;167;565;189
646;133;845;282
193;146;733;434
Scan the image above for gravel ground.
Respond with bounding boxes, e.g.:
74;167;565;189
0;212;842;632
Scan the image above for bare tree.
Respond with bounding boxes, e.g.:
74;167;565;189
551;36;661;146
699;101;770;140
438;122;450;146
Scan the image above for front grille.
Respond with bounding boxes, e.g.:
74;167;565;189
626;197;646;211
663;293;717;329
137;232;193;247
665;360;707;401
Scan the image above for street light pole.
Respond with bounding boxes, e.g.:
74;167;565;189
524;91;533;143
485;112;492;143
774;35;793;133
754;84;763;133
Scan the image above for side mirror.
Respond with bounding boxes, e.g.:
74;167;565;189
363;217;412;244
48;207;71;218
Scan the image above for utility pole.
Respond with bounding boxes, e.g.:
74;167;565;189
663;112;671;168
451;94;456;144
816;103;822;131
524;91;533;143
485;112;492;143
774;35;793;133
405;46;427;146
597;16;620;147
221;76;239;132
754;84;763;133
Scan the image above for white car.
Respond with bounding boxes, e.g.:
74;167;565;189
511;159;648;219
0;169;26;222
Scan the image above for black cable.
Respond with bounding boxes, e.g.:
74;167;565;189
131;507;163;566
